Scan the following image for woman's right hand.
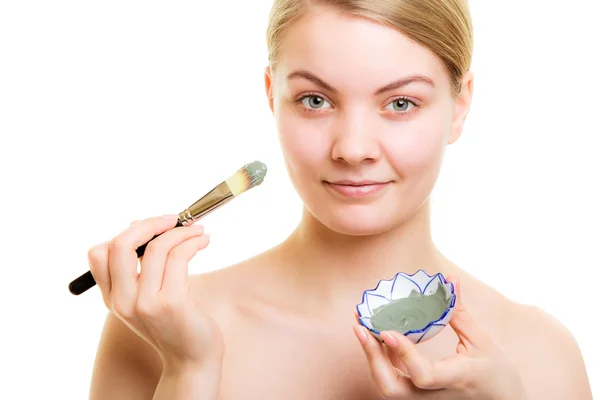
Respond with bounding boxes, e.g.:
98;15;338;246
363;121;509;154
87;214;224;373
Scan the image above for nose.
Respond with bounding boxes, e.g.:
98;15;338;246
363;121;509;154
330;110;381;165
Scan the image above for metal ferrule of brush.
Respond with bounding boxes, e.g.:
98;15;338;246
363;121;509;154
178;181;234;225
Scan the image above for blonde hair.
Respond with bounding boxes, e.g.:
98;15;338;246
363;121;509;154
266;0;473;97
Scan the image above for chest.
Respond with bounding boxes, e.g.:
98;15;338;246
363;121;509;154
216;317;461;400
217;325;373;399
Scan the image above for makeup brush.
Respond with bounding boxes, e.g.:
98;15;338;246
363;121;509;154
68;160;267;295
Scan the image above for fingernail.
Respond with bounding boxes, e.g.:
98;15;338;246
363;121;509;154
354;325;367;344
161;214;178;220
191;224;204;230
382;331;398;347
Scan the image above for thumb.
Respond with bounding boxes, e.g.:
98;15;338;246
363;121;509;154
445;275;492;351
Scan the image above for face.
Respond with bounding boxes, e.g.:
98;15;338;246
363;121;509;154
265;6;473;236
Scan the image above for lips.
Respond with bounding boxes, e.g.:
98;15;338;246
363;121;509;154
325;180;391;198
329;180;384;186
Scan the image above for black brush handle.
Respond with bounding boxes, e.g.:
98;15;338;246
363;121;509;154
68;220;184;295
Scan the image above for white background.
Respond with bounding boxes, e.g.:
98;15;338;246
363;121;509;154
1;0;598;398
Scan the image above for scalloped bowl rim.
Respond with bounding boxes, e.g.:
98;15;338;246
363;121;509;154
356;269;457;338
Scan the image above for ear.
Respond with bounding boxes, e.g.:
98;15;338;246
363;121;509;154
264;66;275;114
448;70;474;144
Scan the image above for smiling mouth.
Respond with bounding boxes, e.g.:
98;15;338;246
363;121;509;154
324;180;392;198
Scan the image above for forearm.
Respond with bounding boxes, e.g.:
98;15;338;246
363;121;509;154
153;363;222;400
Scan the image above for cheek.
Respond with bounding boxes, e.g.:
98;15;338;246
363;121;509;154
383;116;449;177
275;105;331;170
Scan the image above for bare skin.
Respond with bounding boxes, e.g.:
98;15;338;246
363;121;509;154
90;203;592;399
89;5;592;400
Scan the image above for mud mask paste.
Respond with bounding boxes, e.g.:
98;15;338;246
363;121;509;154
370;284;450;333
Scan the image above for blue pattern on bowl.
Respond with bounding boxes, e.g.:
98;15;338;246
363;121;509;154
356;269;456;344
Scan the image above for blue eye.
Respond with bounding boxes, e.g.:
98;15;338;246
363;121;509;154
301;95;332;110
385;98;416;112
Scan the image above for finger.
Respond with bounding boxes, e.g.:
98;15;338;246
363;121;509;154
161;233;210;292
384;343;408;376
87;241;111;303
445;276;492;350
354;325;403;397
130;220;140;226
382;330;437;390
354;312;407;374
108;214;180;306
138;225;205;296
428;355;472;390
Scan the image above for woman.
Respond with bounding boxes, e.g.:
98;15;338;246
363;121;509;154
88;0;593;398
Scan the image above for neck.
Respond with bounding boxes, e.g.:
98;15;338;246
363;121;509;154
275;199;457;303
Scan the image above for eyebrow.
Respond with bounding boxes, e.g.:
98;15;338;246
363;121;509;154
286;69;436;95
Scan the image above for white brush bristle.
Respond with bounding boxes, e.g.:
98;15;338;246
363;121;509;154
225;161;267;196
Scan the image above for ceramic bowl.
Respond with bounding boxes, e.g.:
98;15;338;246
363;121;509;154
356;269;456;344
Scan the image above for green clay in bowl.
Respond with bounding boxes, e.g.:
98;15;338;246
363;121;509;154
370;283;449;334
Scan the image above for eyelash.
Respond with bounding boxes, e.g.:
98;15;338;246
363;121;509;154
293;92;329;114
293;92;421;116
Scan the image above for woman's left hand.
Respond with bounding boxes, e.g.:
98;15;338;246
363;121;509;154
353;276;529;400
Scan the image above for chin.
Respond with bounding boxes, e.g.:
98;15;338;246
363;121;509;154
311;203;402;236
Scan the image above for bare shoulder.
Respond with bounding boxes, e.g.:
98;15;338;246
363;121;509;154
188;258;258;306
187;248;275;321
458;270;592;399
491;294;593;399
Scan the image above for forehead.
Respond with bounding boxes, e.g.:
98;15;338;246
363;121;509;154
277;6;450;92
